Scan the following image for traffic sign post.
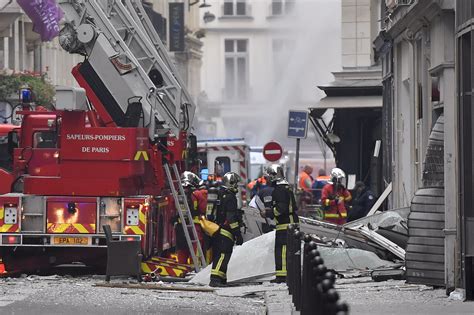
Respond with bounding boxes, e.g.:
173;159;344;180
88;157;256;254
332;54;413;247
263;141;283;162
287;110;309;189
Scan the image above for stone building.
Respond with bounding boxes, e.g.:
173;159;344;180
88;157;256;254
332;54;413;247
375;0;458;291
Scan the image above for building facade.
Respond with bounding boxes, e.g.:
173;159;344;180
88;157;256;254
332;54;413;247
197;0;341;149
0;2;81;86
376;0;458;291
311;0;384;194
0;1;203;102
456;0;474;300
146;0;204;102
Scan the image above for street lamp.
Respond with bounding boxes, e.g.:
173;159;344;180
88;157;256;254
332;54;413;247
203;11;216;23
189;0;211;10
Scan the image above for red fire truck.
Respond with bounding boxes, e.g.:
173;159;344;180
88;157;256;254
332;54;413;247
0;0;203;276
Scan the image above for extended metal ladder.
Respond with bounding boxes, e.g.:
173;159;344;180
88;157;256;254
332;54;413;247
58;0;197;136
164;163;206;271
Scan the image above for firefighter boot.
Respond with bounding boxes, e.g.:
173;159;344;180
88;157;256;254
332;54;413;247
209;277;227;287
270;276;286;284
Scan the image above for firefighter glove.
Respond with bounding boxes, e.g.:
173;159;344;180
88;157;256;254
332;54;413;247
235;233;243;246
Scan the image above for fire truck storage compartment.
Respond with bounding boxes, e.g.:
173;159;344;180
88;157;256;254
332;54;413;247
99;197;122;233
21;195;45;233
46;197;97;234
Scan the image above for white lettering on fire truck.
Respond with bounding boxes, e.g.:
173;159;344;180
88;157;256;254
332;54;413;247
82;147;110;153
66;134;126;141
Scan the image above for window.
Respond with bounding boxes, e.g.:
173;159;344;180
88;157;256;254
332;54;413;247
272;0;283;15
271;0;295;16
223;0;247;16
33;131;57;148
215;157;231;175
224;39;248;100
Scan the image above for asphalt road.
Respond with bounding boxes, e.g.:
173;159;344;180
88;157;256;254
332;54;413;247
0;274;266;315
2;271;474;315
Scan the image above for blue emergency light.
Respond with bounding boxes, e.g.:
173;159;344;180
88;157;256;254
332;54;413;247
20;88;32;104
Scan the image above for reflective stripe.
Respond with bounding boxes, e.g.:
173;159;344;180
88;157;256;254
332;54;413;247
324;213;347;218
276;224;289;231
220;228;234;240
215;253;225;274
0;225;13;232
229;222;239;229
282;245;287;274
273;207;281;216
275;270;287;277
289;215;294;224
211;269;226;279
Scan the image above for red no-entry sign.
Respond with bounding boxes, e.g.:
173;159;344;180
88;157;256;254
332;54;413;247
263;141;283;162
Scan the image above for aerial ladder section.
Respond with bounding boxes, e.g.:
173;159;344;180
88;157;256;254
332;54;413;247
57;0;196;138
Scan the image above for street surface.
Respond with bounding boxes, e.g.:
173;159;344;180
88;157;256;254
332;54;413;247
0;274;266;315
337;277;474;315
1;273;473;315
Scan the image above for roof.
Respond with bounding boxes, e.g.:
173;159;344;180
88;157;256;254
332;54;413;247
311;95;382;109
197;138;248;148
317;77;383;97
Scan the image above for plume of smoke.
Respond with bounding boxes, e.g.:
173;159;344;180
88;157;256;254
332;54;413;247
256;0;341;151
197;0;341;157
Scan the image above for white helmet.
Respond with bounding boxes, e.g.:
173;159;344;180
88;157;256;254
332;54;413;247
265;164;285;182
181;171;201;188
328;167;346;185
222;172;241;190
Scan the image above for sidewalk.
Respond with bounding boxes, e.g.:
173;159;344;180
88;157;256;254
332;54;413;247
264;277;474;315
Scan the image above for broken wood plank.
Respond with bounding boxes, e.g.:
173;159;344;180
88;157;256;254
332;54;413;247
94;282;215;292
366;182;392;217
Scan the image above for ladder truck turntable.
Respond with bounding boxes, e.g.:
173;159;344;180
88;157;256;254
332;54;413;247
0;0;206;276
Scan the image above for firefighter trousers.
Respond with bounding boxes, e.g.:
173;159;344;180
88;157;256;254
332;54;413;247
275;227;288;278
210;228;234;283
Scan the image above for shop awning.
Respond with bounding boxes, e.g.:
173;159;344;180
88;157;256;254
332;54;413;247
312;95;382;109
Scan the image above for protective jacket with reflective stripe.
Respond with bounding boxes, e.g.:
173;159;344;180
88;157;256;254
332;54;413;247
271;184;299;228
320;183;351;224
214;187;242;239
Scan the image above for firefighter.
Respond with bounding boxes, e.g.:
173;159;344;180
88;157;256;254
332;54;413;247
298;165;314;215
209;172;244;287
266;164;298;283
247;175;268;197
175;172;206;265
256;174;275;233
320;168;352;225
347;181;376;222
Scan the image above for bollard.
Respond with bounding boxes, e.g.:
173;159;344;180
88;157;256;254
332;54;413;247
290;232;349;315
301;238;319;315
293;229;302;311
286;224;295;295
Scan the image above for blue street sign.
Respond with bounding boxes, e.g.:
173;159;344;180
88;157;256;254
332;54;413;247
288;110;309;139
